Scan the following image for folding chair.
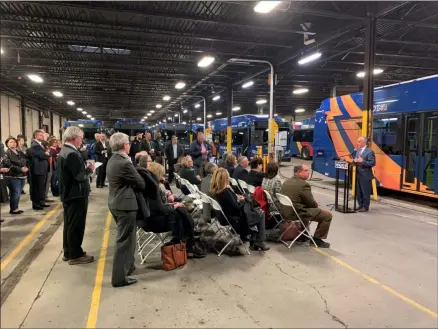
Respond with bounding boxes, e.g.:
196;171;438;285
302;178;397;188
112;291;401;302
179;178;203;218
207;196;251;257
263;190;285;230
136;227;171;265
174;173;184;198
237;179;250;194
275;193;318;249
230;177;245;194
246;184;255;194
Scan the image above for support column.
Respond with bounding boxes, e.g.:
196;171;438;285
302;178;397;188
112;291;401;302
20;98;26;136
189;110;193;143
362;7;377;140
226;85;233;153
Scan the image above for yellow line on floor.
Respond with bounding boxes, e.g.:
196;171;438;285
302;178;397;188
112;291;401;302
314;248;438;319
1;203;62;272
86;211;112;329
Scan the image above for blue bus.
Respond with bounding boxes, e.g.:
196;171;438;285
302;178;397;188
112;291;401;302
114;120;149;136
290;117;315;160
159;123;204;153
208;114;292;160
64;120;102;144
312;74;438;198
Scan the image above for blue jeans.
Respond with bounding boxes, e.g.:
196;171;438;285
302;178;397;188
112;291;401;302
7;178;26;211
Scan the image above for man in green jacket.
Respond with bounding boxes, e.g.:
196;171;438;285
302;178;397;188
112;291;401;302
280;164;332;248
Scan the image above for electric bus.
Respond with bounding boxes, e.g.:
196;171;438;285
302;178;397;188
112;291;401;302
64;119;102;144
312;74;438;198
290;117;315;160
114;120;149;136
208;114;292;160
159;123;204;153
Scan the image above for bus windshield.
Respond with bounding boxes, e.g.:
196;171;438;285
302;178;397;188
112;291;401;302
292;129;314;142
232;130;246;145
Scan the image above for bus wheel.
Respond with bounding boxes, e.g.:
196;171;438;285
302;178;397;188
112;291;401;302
301;147;310;160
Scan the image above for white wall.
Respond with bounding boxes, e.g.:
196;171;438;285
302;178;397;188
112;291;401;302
25;107;33;144
1;93;22;141
53;113;60;139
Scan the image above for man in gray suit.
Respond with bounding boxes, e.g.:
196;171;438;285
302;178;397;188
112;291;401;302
107;132;145;287
353;136;376;212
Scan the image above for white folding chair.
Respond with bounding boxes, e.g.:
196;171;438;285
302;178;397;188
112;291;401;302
263;190;285;230
136;228;171;265
179;178;203;218
238;179;250;194
207;196;251;257
230;177;245;194
276;193;318;249
246;184;255;194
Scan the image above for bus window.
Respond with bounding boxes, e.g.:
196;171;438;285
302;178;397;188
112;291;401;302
372;116;401;155
232;130;245;145
292;129;314;142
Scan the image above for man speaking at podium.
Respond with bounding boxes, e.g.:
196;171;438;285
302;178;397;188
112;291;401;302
353;137;376;212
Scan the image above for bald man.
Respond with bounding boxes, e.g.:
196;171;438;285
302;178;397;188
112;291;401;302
353;136;376;212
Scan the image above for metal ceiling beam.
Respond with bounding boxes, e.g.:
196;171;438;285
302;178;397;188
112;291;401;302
378;39;438;47
327;60;438;70
16;1;314;36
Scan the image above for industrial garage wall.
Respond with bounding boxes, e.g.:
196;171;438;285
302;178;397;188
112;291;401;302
1;93;22;142
52;113;60;139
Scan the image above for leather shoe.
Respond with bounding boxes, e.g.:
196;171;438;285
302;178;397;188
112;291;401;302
357;208;369;212
33;206;44;210
41;204;51;208
112;277;137;288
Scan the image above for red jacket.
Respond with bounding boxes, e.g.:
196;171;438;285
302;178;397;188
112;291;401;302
253;186;268;222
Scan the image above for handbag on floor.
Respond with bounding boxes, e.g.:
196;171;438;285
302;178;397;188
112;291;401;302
161;240;187;271
279;221;302;241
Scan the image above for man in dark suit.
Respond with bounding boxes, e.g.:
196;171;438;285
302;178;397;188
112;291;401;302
129;132;143;163
140;132;153;155
94;134;110;188
107;132;145;288
30;129;50;210
280;164;332;248
353;136;376;212
189;132;211;177
232;156;249;182
58;126;95;265
164;135;183;183
246;157;265;187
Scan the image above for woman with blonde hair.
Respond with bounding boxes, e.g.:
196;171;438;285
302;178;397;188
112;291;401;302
224;154;237;176
210;168;269;251
179;155;201;186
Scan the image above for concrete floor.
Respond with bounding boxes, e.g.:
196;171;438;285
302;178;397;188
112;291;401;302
1;163;437;328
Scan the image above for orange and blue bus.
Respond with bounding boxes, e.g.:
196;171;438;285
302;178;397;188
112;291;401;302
290;118;315;160
313;74;438;198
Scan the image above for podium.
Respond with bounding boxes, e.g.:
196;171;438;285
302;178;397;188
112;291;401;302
334;160;357;213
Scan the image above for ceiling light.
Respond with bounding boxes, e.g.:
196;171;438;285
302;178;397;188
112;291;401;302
232;106;241;111
174;113;179;117
195;103;201;108
91;117;95;120
147;113;152;116
86;114;92;118
82;111;87;114
78;124;84;128
242;81;254;88
198;56;215;68
207;114;213;118
216;112;222;116
0;48;4;54
27;74;43;83
141;118;145;121
156;104;162;109
163;95;171;101
256;99;267;105
168;117;172;120
182;121;187;124
67;100;75;106
213;95;220;101
175;82;186;89
293;88;309;94
298;52;322;65
356;68;384;78
52;91;63;98
183;109;188;113
77;108;83;111
196;117;202;121
295;108;306;113
254;1;281;13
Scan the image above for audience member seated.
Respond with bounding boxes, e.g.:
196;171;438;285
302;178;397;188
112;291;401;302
262;162;282;209
247;157;265;187
145;162;205;259
173;155;186;175
210;168;270;251
232;156;249;182
280;164;332;248
218;152;229;168
224;154;237;176
179;156;202;186
3;137;28;214
201;162;218;222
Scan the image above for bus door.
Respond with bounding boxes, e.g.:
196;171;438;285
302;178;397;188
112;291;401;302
402;111;438;195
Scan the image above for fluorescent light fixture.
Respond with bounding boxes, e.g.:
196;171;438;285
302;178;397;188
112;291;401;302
232;106;241;111
67;100;75;106
91;117;95;120
144;116;148;119
156;104;162;109
78;124;84;128
256;99;267;105
147;113;152;116
27;74;43;83
77;108;83;111
82;111;87;114
52;91;63;97
198;56;215;68
168;117;172;120
86;114;92;118
357;68;384;78
213;95;220;101
151;110;156;114
182;121;187;124
254;1;281;13
293;88;309;94
163;95;171;101
0;48;3;54
216;112;222;116
174;113;179;117
295;108;306;113
195;104;201;108
242;81;254;88
196;117;202;121
298;52;322;65
183;109;188;113
207;114;213;118
141;118;145;121
175;82;186;89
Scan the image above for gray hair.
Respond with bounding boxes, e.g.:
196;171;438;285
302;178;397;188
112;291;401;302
204;162;218;175
358;136;369;143
63;126;83;142
109;132;129;152
294;164;305;174
238;156;247;164
138;155;151;168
